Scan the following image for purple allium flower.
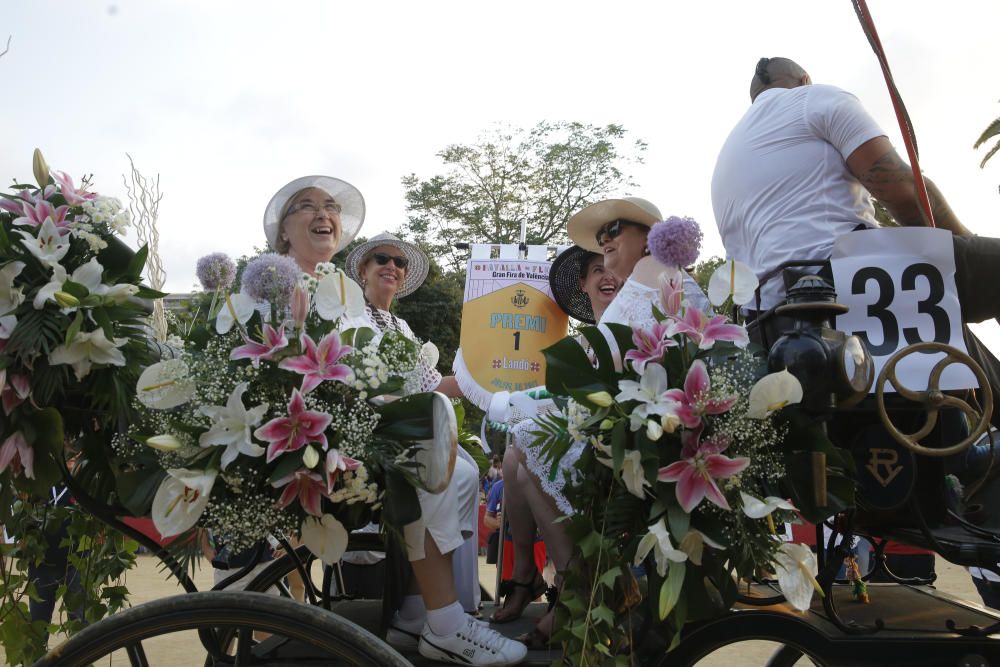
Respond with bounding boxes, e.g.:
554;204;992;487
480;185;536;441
196;253;237;291
241;253;301;308
647;216;703;268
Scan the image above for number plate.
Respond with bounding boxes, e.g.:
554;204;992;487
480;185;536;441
831;228;976;391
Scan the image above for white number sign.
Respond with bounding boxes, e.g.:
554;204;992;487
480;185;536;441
830;228;976;392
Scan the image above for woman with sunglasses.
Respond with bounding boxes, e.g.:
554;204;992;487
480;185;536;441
343;233;525;665
343;232;462;397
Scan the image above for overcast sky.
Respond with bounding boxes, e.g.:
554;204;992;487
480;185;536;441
4;1;1000;346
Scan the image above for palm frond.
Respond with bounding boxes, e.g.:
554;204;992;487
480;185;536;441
974;117;1000;149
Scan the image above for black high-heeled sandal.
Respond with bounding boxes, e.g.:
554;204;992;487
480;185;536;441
490;570;546;624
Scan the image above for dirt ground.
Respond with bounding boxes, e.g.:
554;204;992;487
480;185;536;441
6;552;988;667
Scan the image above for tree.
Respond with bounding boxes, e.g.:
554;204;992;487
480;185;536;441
400;122;647;271
975;108;1000;171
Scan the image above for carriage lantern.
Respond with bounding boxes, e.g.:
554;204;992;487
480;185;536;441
768;275;875;414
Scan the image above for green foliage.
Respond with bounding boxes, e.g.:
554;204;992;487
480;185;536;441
400;121;646;272
975;113;1000;169
0;500;138;665
690;256;725;293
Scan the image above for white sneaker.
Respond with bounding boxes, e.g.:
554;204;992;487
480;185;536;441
418;615;528;666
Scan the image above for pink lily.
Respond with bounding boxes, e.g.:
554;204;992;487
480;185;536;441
0;197;24;216
230;323;289;368
290;285;310;329
624;321;678;372
657;427;749;512
13;200;71;231
279;332;353;394
0;431;34;479
0;370;31;415
663;360;738;428
273;468;327;516
254;389;332;462
52;171;97;205
671;307;749;351
325;449;361;493
659;271;685;317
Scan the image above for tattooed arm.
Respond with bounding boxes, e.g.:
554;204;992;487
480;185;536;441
846;136;972;236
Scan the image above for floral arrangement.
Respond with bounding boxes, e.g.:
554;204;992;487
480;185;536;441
117;255;445;564
536;217;853;662
0;150;162;663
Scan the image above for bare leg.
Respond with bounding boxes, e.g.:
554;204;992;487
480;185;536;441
410;530;458;610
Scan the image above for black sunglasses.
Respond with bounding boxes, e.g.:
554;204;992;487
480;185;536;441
371;252;409;269
595;219;645;247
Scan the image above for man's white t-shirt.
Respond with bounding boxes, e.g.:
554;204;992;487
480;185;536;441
711;84;886;310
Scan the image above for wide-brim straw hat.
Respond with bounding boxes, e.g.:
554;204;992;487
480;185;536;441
549;246;602;323
567;196;662;253
263;175;366;254
345;232;430;299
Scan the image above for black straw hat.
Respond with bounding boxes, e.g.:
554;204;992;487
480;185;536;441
549;246;602;324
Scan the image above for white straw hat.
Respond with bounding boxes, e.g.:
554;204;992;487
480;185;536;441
567;197;662;253
262;175;366;253
345;232;430;299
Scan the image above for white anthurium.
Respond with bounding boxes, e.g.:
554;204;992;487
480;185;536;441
49;329;127;380
16;218;70;266
620;449;651;499
137;359;197;409
747;370;804;419
314;269;365;322
633;519;688;576
774;542;823;611
740;491;797;519
420;341;439;370
301;513;349;566
152;468;218;538
198;382;268;470
215;292;257;334
707;258;759;307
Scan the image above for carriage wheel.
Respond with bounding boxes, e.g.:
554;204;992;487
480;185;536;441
33;591;412;667
875;341;992;457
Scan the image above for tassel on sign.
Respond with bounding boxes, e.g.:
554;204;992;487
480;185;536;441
845;555;870;603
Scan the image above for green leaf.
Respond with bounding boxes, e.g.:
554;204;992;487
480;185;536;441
578;530;603;558
115;468;167;516
543;335;603;394
374;392;435;440
127;244;149;278
578;325;616;381
65;310;84;345
667;505;690;539
598;565;622;590
590;604;615;626
268;448;305;484
135;286;168;299
658;561;686;620
611;420;626;474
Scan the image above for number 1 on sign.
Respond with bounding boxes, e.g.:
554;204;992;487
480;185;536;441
512;331;521;351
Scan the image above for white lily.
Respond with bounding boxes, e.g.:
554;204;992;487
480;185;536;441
747;370;803;419
774;542;823;611
707;258;759;307
16;218;70;266
677;528;726;566
146;434;184;452
34;263;68;309
314;269;365;322
152;468;218;538
137;359;197;409
633;518;687;576
215;292;257;334
49;329;127;380
615;363;678;428
300;513;349;566
198;382;268;470
70;257;138;303
740;491;797;519
621;449;651;499
0;262;25;336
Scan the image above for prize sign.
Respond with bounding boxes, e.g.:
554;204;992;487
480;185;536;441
455;259;568;408
830;227;976;392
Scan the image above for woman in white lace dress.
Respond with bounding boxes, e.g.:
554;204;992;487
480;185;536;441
498;198;709;646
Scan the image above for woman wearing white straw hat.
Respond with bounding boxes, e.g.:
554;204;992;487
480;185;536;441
262;182;525;665
340;232;526;666
498;198;709;647
262;175;366;275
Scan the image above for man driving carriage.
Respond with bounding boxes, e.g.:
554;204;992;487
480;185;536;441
711;55;1000;432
